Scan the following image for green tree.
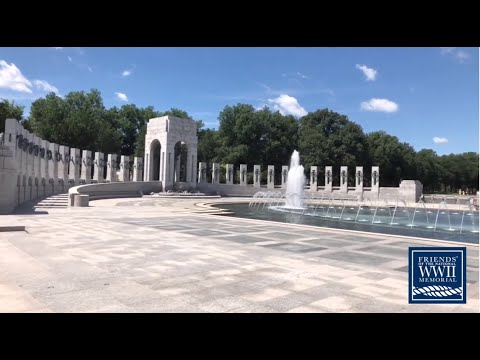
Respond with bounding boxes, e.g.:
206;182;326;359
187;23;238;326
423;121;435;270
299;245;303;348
0;98;24;134
298;109;368;184
366;131;416;186
28;90;121;153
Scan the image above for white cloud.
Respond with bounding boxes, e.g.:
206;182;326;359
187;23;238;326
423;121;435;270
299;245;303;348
355;64;377;81
361;98;398;113
440;47;470;63
67;56;73;62
0;60;59;95
33;80;58;93
268;94;307;118
88;66;93;73
122;69;131;77
115;92;128;102
433;137;448;144
0;60;33;93
296;71;308;79
51;47;63;50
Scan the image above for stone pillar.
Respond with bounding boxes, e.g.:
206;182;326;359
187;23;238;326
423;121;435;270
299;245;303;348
47;142;58;195
133;157;143;181
267;165;275;189
239;164;247;186
39;140;48;197
119;155;130;182
253;165;261;188
81;150;92;184
106;154;116;182
399;180;423;204
0;145;17;214
324;166;333;193
355;166;363;193
25;132;33;200
339;166;348;193
68;148;80;186
58;145;69;191
212;163;220;184
198;162;206;183
281;165;288;189
309;166;318;192
32;135;40;181
371;166;380;195
175;152;181;182
93;152;104;183
226;164;234;185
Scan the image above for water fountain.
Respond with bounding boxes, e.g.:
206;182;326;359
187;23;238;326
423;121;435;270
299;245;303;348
242;150;478;243
284;150;305;209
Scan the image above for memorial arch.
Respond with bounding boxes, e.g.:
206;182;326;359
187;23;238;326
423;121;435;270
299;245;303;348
144;115;198;191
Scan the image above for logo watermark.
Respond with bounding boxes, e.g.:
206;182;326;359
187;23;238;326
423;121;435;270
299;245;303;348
408;247;466;304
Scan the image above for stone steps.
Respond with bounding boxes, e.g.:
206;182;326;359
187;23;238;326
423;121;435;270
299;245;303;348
34;193;69;208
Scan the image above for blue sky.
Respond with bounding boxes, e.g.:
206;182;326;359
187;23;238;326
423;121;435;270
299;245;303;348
0;47;478;155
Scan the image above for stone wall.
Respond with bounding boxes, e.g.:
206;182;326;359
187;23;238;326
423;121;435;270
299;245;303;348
0;119;144;214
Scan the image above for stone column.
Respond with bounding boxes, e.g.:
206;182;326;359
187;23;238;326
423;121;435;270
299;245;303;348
226;164;234;185
39;140;48;197
355;166;363;193
106;154;116;182
239;164;247;186
340;166;348;193
267;165;275;189
48;142;58;195
371;166;380;195
133;157;143;181
253;165;261;188
119;155;130;182
25;132;33;200
81;150;92;184
33;135;41;199
93;152;104;183
399;180;423;204
68;148;80;186
198;162;206;183
57;145;69;192
212;163;220;184
324;166;333;193
281;165;288;189
310;166;318;192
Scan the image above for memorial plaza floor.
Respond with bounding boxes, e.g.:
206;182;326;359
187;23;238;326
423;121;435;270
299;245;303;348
0;197;478;313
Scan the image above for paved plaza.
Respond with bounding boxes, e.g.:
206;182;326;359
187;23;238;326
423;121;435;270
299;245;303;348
0;197;478;313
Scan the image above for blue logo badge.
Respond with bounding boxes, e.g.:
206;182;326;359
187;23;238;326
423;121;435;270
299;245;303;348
409;247;466;304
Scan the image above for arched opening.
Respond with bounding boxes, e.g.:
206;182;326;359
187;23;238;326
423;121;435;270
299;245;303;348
174;141;188;183
150;139;161;181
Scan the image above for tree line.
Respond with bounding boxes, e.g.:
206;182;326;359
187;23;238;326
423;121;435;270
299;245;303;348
1;90;478;193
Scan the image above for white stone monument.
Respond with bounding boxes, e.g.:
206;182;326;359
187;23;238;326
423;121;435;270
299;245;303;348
239;164;247;186
324;166;333;193
57;145;69;190
212;163;220;184
267;165;275;189
198;162;207;183
310;165;318;192
253;165;261;188
144;115;197;190
281;165;288;189
106;154;116;182
119;155;130;182
93;152;104;183
340;166;348;193
371;166;380;195
226;164;234;185
133;157;143;182
81;150;92;184
355;166;363;193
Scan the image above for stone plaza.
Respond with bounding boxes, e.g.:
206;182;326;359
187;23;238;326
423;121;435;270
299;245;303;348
1;197;478;313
